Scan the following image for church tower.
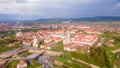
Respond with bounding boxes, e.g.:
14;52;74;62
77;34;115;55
33;35;39;48
63;31;71;44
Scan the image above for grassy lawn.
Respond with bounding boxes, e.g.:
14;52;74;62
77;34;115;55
100;32;119;41
99;32;120;67
0;45;21;53
52;42;88;68
53;65;60;68
53;32;120;68
51;41;64;52
104;46;116;58
55;50;90;68
20;52;33;57
56;55;89;68
115;42;120;48
1;30;17;37
7;60;42;68
69;51;102;67
27;60;42;68
52;41;96;68
7;60;20;68
100;32;120;58
104;46;116;51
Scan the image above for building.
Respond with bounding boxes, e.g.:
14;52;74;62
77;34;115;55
16;32;23;37
64;34;98;52
63;31;71;44
33;35;39;48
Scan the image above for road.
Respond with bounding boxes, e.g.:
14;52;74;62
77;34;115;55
37;55;53;68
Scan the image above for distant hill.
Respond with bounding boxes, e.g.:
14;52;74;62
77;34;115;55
76;16;120;22
1;16;120;23
23;16;120;24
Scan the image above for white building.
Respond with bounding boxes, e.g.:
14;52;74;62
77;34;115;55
16;32;23;37
33;35;39;48
63;31;71;44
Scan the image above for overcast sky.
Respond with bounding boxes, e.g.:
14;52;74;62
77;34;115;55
0;0;120;21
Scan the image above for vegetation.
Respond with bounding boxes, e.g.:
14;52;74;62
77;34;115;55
52;32;120;68
56;55;89;68
100;32;120;46
0;35;22;53
0;45;21;53
90;46;112;68
27;60;42;68
21;29;39;32
0;37;16;45
20;52;33;57
7;60;19;68
7;60;42;68
1;30;17;37
69;46;113;68
51;41;89;68
51;41;64;52
6;32;120;68
0;29;39;38
38;41;44;48
54;41;114;68
98;32;120;67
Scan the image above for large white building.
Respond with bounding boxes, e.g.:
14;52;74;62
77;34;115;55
64;34;98;51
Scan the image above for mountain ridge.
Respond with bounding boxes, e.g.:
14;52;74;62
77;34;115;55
0;16;120;23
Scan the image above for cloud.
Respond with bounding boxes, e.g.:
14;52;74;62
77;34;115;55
0;0;119;18
113;2;120;9
0;0;103;15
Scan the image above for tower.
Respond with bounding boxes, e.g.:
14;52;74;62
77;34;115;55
63;31;71;44
16;32;23;37
33;35;39;48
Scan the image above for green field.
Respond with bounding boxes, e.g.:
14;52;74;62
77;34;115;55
20;52;33;57
7;60;42;68
51;41;90;68
56;56;89;68
51;41;64;52
27;60;42;68
0;45;21;53
7;60;20;68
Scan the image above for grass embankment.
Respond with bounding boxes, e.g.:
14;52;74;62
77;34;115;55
100;32;120;67
7;60;42;68
0;45;21;53
52;41;89;68
7;60;19;68
56;55;89;68
20;52;33;57
51;41;64;52
27;60;42;68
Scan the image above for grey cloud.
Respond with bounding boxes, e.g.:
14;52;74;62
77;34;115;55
0;0;119;18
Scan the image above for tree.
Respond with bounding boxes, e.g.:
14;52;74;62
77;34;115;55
90;46;111;67
0;38;4;45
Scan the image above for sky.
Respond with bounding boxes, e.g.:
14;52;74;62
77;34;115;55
0;0;120;21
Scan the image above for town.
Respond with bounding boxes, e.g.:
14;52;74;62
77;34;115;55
0;0;120;68
0;22;120;68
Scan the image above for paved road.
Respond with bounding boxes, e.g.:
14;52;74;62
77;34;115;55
37;55;53;68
